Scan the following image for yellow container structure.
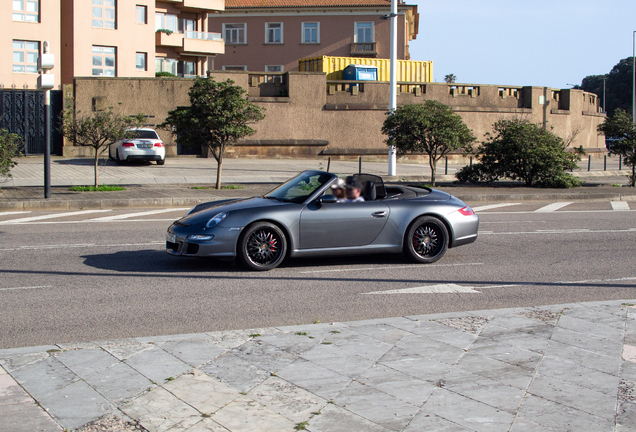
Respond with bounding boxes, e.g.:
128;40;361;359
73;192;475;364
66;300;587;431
298;56;433;82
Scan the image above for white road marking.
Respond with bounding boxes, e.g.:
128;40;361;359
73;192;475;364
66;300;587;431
534;202;573;213
0;211;31;216
364;284;482;294
91;208;190;221
3;219;178;225
0;286;51;292
0;209;111;225
299;262;483;274
611;201;630;211
480;228;636;235
0;241;164;252
472;203;522;212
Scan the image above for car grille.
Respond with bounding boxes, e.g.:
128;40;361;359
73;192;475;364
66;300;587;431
185;243;199;255
167;241;180;253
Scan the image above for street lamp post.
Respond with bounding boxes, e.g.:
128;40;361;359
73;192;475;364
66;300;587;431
602;77;607;113
633;31;635;125
37;41;55;199
387;0;397;176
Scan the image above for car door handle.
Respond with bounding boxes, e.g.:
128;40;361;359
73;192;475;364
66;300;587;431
372;211;387;218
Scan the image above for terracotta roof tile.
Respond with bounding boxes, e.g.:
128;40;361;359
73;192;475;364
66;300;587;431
226;0;393;8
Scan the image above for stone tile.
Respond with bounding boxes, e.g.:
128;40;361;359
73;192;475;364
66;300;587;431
321;331;394;361
466;340;542;371
617;401;636;430
306;400;389;432
338;323;411;345
404;412;474;432
442;369;525;414
0;345;58;356
230;339;297;373
159;340;224;368
11;356;79;401
343;316;419;332
54;348;119;377
83;362;153;406
562;306;627;329
276;358;352;400
184;418;230;432
275;322;348;337
163;369;240;414
212;395;296;432
248;376;326;423
0;373;32;404
38;379;115;430
418;328;478;350
121;386;201;432
256;332;321;356
423;388;514;432
538;356;620;395
453;352;535;390
204;330;261;350
0;351;49;373
623;360;636;382
550;327;623;356
300;345;375;379
357;363;437;406
380;355;453;382
0;400;63;432
200;352;270;393
508;417;560;432
104;342;155;361
390;334;466;365
477;325;552;353
557;315;625;340
124;346;192;384
489;314;552;330
517;394;614;431
333;381;419;431
544;339;620;376
135;333;211;344
528;373;616;418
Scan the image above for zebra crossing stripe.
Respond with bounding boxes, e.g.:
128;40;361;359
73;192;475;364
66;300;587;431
0;211;31;217
0;210;111;225
471;203;522;212
610;201;630;211
534;202;573;213
91;208;190;222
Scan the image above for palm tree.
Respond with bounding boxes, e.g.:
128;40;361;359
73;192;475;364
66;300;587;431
444;74;457;83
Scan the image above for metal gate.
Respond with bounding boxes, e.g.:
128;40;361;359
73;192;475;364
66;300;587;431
0;89;63;155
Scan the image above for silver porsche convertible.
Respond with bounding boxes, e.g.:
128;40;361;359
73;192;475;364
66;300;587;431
166;171;479;271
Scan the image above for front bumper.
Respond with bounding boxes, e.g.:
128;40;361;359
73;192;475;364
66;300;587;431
166;223;241;258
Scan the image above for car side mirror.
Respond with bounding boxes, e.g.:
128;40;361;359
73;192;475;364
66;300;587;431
319;194;338;204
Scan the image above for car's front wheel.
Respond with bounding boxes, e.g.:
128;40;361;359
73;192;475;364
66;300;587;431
238;222;287;271
404;216;448;264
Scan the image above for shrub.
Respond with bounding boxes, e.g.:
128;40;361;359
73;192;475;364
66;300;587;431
0;129;22;178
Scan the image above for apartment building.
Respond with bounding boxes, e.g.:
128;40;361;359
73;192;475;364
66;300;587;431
1;0;225;90
208;0;418;73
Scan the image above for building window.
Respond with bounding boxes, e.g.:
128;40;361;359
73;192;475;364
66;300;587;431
302;22;319;44
92;0;116;29
156;57;176;75
265;65;283;72
266;23;283;44
354;22;374;43
155;13;177;32
92;46;116;76
223;24;246;44
13;0;39;22
136;52;147;71
222;65;247;71
136;5;147;24
12;40;39;73
177;61;196;78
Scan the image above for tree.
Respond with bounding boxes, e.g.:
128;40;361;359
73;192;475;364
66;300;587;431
580;57;633;117
161;78;265;189
0;129;22;179
444;74;457;83
59;107;144;187
597;109;636;187
456;119;582;188
382;101;475;186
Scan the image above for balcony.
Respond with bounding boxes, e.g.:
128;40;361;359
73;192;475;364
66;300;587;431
161;0;224;12
350;42;377;57
156;31;225;56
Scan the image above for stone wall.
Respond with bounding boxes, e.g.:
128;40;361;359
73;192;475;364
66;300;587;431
64;73;607;161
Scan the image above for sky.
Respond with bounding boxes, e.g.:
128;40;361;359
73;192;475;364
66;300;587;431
408;0;636;88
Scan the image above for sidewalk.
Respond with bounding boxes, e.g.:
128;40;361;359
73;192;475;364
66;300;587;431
1;157;636;210
1;299;635;432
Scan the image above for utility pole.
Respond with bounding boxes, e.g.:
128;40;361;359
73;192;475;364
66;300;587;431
37;41;55;199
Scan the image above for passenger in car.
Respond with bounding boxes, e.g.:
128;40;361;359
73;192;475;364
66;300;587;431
330;178;347;202
345;176;365;202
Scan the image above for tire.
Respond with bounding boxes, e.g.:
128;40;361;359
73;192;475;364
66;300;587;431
238;222;287;271
404;216;448;264
157;159;165;165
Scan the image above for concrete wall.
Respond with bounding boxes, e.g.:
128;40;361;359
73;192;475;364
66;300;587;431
65;73;606;160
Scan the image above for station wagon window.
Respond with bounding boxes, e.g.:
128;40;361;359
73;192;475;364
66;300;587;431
265;23;283;44
302;22;319;44
223;23;246;44
92;0;116;29
13;0;39;22
354;22;374;43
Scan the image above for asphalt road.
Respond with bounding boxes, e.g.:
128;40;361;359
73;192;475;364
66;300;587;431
1;203;635;349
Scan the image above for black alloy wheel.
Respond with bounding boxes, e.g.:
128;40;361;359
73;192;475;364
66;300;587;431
404;216;448;264
239;222;287;271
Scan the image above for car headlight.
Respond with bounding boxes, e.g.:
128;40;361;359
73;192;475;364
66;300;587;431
187;234;214;241
206;212;228;228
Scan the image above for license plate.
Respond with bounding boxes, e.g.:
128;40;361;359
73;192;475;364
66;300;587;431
166;233;176;243
137;143;151;149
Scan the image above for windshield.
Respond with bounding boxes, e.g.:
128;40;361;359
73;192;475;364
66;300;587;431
130;130;159;139
265;172;333;203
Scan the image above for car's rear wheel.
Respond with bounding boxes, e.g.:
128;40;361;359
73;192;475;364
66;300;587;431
157;159;165;165
238;222;287;271
404;216;448;264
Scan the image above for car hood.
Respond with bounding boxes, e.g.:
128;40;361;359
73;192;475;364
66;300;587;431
177;197;289;226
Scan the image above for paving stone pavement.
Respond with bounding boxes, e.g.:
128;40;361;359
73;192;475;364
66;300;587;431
1;299;635;432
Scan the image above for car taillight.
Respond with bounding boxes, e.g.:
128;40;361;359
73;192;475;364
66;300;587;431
458;206;475;216
154;142;164;147
122;142;135;147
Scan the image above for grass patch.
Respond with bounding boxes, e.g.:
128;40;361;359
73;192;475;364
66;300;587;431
295;332;308;336
221;184;244;190
69;185;125;192
295;422;308;430
190;186;211;190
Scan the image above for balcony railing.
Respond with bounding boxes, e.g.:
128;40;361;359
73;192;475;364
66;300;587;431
184;31;223;42
156;30;225;55
350;42;377;56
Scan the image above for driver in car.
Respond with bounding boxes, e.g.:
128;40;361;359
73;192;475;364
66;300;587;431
345;176;365;202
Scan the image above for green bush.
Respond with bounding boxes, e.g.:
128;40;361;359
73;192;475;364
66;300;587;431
456;119;582;188
0;129;22;178
155;71;176;77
